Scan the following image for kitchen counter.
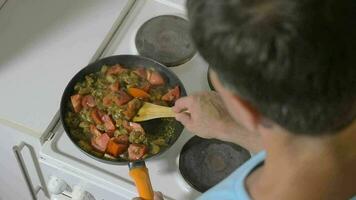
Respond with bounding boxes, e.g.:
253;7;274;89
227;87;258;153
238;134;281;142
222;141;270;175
0;0;133;137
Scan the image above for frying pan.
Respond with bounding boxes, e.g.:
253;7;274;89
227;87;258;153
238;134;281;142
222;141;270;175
60;55;187;200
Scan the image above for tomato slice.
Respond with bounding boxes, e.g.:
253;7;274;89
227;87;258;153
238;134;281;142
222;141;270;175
90;125;102;137
106;64;127;76
116;134;129;144
91;133;110;152
123;99;142;120
129;122;145;133
133;68;147;79
90;109;102;125
102;94;113;106
148;71;165;85
81;95;96;108
128;144;148;160
109;81;120;92
139;81;151;92
162;85;180;102
101;115;116;132
71;94;82;112
122;120;132;132
113;90;132;106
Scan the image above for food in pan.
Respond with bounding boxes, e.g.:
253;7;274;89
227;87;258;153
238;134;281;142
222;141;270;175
65;64;180;161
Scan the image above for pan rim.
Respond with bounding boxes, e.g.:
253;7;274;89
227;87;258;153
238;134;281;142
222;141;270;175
60;54;187;165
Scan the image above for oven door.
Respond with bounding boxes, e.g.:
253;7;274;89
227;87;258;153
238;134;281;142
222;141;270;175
39;157;137;200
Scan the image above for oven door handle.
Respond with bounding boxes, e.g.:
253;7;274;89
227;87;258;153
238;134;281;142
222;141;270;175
13;142;50;200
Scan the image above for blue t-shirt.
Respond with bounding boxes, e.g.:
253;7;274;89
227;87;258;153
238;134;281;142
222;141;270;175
197;151;356;200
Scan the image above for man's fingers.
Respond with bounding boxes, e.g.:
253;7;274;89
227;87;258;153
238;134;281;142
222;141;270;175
154;191;164;200
173;96;193;113
175;112;191;126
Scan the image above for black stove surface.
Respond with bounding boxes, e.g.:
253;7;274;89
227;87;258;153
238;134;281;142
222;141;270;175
179;136;251;192
135;15;196;67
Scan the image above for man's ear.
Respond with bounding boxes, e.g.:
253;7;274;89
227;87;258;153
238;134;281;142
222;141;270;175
224;89;261;132
210;71;261;132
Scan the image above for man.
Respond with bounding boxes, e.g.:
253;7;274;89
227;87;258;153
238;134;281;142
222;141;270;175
170;0;356;199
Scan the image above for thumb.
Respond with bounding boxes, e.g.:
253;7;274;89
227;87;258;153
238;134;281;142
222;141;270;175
175;112;191;126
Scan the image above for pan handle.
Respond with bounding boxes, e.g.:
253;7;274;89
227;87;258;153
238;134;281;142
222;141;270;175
129;161;154;200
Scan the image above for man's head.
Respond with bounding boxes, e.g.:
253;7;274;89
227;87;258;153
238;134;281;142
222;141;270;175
187;0;356;135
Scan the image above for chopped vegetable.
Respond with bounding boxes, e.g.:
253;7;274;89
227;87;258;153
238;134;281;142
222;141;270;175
90;109;102;125
110;81;120;92
106;64;127;76
129;122;145;133
162;86;180;102
91;133;110;152
71;94;82;112
123;99;142;120
66;64;179;160
128;144;148;160
81;95;96;108
128;88;150;99
106;137;129;157
148;71;165;85
113;90;132;106
90;125;102;137
133;68;147;79
101;114;116;133
103;94;113;106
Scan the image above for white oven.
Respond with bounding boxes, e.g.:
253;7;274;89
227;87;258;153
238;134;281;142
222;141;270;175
38;0;211;199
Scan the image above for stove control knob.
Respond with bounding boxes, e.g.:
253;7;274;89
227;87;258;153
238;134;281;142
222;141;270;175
72;185;96;200
47;176;71;195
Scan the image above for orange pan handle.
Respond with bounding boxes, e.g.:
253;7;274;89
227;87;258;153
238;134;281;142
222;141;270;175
129;161;154;200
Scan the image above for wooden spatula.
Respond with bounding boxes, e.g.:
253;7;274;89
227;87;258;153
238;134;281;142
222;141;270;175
133;102;176;122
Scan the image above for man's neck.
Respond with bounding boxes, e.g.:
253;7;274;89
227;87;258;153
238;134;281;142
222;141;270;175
247;121;356;200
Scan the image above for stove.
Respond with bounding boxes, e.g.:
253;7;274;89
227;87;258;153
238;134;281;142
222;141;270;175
135;15;196;67
40;0;211;199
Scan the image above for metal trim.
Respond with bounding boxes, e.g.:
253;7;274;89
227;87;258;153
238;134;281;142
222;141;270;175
13;142;50;199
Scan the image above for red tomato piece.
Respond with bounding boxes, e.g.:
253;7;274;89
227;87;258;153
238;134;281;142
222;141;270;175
133;68;147;79
129;122;145;133
90;109;102;125
113;90;132;106
91;133;110;152
161;85;180;102
139;81;151;92
128;144;148;160
148;71;165;85
109;81;120;92
90;125;102;137
123;99;142;120
71;94;82;113
106;139;128;157
122;120;132;132
146;70;152;80
101;115;116;132
102;94;113;106
106;64;127;76
116;134;129;144
81;95;96;108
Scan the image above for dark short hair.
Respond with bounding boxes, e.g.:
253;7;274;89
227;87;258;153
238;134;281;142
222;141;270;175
187;0;356;135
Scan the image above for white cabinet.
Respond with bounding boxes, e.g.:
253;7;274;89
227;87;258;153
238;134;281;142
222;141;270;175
0;123;48;200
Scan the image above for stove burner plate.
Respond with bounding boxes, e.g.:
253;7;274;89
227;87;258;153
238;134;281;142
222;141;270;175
179;136;251;192
135;15;196;67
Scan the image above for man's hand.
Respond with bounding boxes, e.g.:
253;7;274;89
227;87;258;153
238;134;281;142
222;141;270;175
173;91;262;153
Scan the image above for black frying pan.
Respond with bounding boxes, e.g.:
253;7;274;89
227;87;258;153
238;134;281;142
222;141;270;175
60;55;186;199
